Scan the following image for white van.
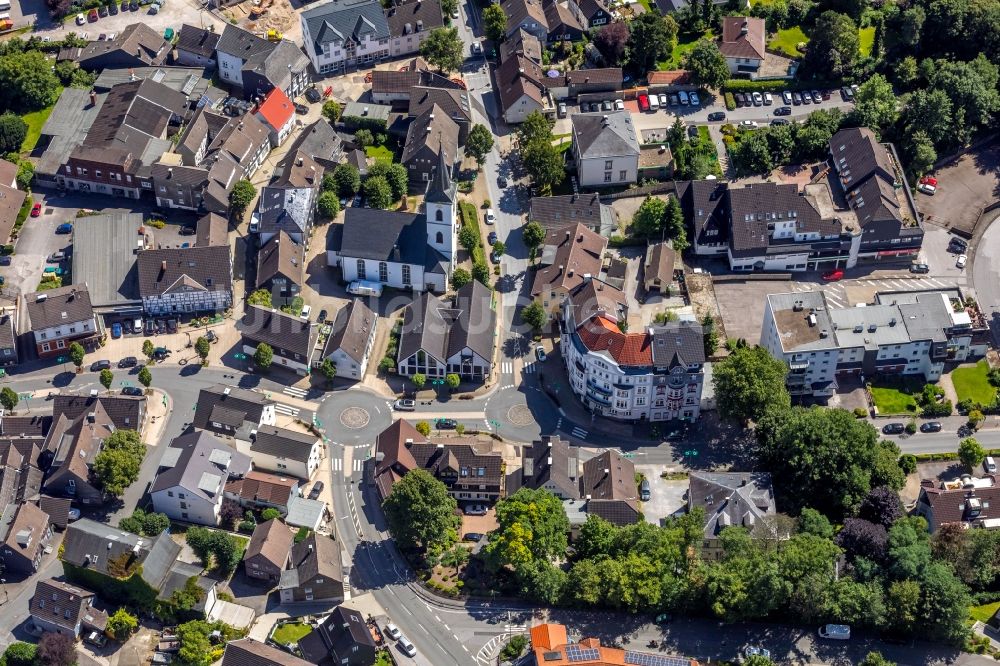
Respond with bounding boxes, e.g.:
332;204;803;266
818;624;850;640
0;2;12;12
348;280;383;297
649;94;659;110
985;456;997;474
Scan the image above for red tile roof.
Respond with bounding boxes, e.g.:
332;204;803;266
646;70;690;86
720;16;766;60
575;315;653;366
256;87;294;132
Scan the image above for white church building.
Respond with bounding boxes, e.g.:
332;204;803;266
328;150;457;293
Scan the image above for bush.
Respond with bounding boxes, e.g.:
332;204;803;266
724;92;736;111
905;420;917;434
899;454;917;475
261;508;281;521
294;527;310;543
500;635;528;661
237;520;255;533
853;407;869;418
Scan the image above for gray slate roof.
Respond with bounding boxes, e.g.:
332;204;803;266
529;193;611;232
136;245;232;299
193;385;273;431
727;182;841;255
688;471;776;537
571;111;640;159
650;321;705;368
385;0;444;37
250;425;318;465
323;299;377;364
238;305;319;358
25;286;94;331
70;212;146;308
217;24;275;63
283;119;344;169
151;431;251;501
302;0;390;55
62;518;180;590
176;24;220;59
339;208;447;274
398;281;495;364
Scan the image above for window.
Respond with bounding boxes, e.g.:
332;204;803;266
619;170;627;181
356;259;366;279
378;261;388;282
436;231;443;244
435;209;443;221
180;502;187;509
604;171;612;183
402;264;411;285
167;491;174;497
604;160;613;170
182;512;188;519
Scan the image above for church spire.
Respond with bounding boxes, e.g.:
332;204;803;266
425;135;457;204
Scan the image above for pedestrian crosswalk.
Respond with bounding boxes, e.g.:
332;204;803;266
274;403;300;417
523;361;536;375
570;426;588;439
332;458;368;472
283;385;308;398
499;360;537;375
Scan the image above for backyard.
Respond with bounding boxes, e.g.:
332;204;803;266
365;145;394;162
868;377;925;414
951;361;997;405
272;622;312;645
21;86;63;153
659;30;715;70
768;26;808;57
970;601;1000;623
858;26;876;57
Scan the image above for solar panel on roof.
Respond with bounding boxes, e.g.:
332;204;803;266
182;74;198;95
624;651;690;666
565;645;600;662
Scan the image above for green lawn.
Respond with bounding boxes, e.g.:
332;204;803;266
659;30;715;70
365;144;394;162
768;26;809;57
858;26;875;56
272;623;312;645
868;377;925;414
951;360;997;405
970;601;1000;623
21;88;63;153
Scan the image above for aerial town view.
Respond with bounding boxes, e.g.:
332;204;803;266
0;0;998;662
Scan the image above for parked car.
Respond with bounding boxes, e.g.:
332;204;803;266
882;423;905;435
841;86;854;101
637;94;649;111
166;319;177;333
689;91;700;106
801;91;813;104
649;94;659;110
384;624;401;641
111;322;122;339
294;103;308;114
917;176;937;195
770;118;790;126
557;102;566;117
144;319;155;335
119;356;138;368
393;399;416;411
497;176;507;188
708;111;726;121
122;387;144;396
485;209;496;225
88;8;98;21
98;5;108;16
658;93;668;107
67;508;81;522
30;203;42;217
56;223;73;234
782;91;793;104
601;99;612;111
76;12;85;24
0;256;9;266
317;309;328;324
957;254;968;268
178;226;196;236
792;91;802;105
920;421;942;433
818;625;851;640
299;304;312;320
464;504;488;515
738;120;758;129
614;98;625;110
490;250;500;264
90;360;111;372
678;91;689;105
774;106;792;116
751;92;763;106
948;237;968;253
436;418;458;429
669;93;679;106
763;92;773;105
535;346;547;362
910;263;929;273
398;637;417;658
822;269;845;281
308;481;324;499
487;231;498;245
463;532;484;542
305;87;322;103
812;90;822;103
48;251;65;262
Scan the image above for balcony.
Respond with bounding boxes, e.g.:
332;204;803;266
586;380;612;396
587;390;612;406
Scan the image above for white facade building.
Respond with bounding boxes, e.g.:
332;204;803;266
571;111;640;188
300;0;391;75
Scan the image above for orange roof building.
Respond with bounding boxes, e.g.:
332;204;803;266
528;623;699;666
255;87;295;147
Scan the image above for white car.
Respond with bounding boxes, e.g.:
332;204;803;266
658;93;668;107
689;91;700;106
614;98;624;110
451;7;459;17
739;120;759;129
485;209;496;225
752;92;763;106
464;504;488;515
957;254;968;269
76;12;85;24
385;623;401;641
393;399;416;411
299;304;312;320
398;636;417;657
917;181;937;195
782;91;793;104
763;92;773;105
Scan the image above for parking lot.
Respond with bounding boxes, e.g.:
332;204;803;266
0;190;76;303
635;465;688;526
919;137;1000;235
34;0;226;41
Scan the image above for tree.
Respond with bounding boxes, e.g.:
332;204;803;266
254;342;273;370
382;469;460;551
441;0;458;18
420;27;464;73
411;373;426;389
632;196;666;237
119;508;170;536
851;73;898;135
0;51;60;112
712;345;789;424
317;191;340;219
593;21;629;66
663;195;688;251
415;421;431;436
354;128;374;148
757;406;903;519
798;508;834;539
523;221;546;250
0;113;26;154
472;261;490;286
902;88;953;148
229;179;256;220
521;138;565;193
959;436;986;471
100;368;114;390
443;373;461;390
142;339;155;361
920;561;972;644
247;289;272;307
322;99;341;122
459;225;479;251
186;527;242;574
195;336;211;361
69;341;85;369
731;130;773;176
319;358;337;382
517;111;553;148
683;39;730;89
333;163;361;198
261;508;281;521
0;386;18;412
521;301;547;331
485;488;569;570
836;517;888;562
859;652;896;666
626;13;677;74
37;632;76;666
702;313;718;356
493;240;506;256
927;55;1000;145
466;123;494;168
3;642;37;666
107;608;139;641
15;159;33;191
483;3;507;43
92;429;145;497
451;267;471;288
363;175;394;210
366;161;408;201
859;486;903;528
439;543;470;574
905;130;937;178
804;11;859;78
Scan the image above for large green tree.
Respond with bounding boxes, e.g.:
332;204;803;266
484;488;569;571
0;386;18;412
382;469;460;552
0;113;26;153
333;163;361;198
632;195;666;237
626;13;678;74
712;345;789;424
521;138;565;194
419;27;464;73
0;50;60;111
804;11;859;78
229;179;256;220
465;123;494;168
683;39;730;90
92;429;145;497
851;74;898;136
363;175;394;210
958;436;986;471
483;3;507;44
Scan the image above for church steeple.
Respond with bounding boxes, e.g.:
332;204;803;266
425;137;457;204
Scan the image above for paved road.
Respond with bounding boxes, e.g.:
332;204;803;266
971;213;1000;345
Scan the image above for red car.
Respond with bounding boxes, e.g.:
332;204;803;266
822;269;845;282
637;94;649;111
920;176;938;187
88;8;98;21
30;203;42;217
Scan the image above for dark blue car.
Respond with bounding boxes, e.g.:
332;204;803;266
55;223;73;234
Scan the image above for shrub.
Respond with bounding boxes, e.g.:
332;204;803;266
899;454;917;475
261;508;281;521
724;92;736;110
905;420;917;434
853;407;869;418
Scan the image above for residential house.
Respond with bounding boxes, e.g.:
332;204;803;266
320;300;378;380
370;65;464;105
372;419;505;503
174;24;221;68
396;280;496;382
50;392;145;434
916;474;1000;532
136;245;233;316
561;291;707;422
280;120;344;171
243;519;293;583
501;0;549;41
386;0;444;58
299;606;379;666
256;87;296;148
495;54;551;124
238;306;320;376
215;26;310;100
0;435;45;507
528;193;613;234
273;151;325;192
341;101;391;131
0;158;26;249
25;286;99;359
279;533;344;603
150;431;252;525
38;496;73;531
0;309;18;367
571;111;640;187
192;384;276;436
401;105;459;188
499;28;543;63
528;623;697;666
221;638;313;666
0;502;51;574
572;0;612;27
719;17;766;78
29;579;107;640
256;231;305;302
251;186;316;245
215;23;272;88
224;470;299;514
643;242;677;294
543;0;585;42
530;223;607;320
688;471;778;558
330;150;456;292
508;436;580;499
300;0;391;75
407;87;472;144
579;450;640;525
76;23;170;70
243;425;321;479
196;212;229;248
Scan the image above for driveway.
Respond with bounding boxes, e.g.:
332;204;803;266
636;465;688;525
920;138;1000;235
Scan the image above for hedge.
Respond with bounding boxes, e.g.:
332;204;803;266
913;448;1000;462
723;78;841;93
458;201;486;265
724;92;736;111
341;115;387;133
12;195;31;236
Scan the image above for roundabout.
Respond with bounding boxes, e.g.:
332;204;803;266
338;406;371;429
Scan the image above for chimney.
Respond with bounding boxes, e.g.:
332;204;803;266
167;167;173;178
160;260;167;271
89;91;97;106
298;157;303;166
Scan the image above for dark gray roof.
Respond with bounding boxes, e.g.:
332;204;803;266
176;24;220;58
70;212;146;309
255;186;315;236
424;140;457;205
196;213;229;248
244;40;309;88
727;182;841;255
300;606;377;664
217;24;275;62
150;431;251;500
256;230;305;289
676;180;730;248
193;385;273;431
302;0;390;55
401;104;459;169
250;426;318;464
223;638;313;666
446;280;495;361
340;208;446;272
688;471;776;537
156;560;215;610
407;86;471;125
286;532;342;586
529;193;610;231
571;111;640;159
516;436;580;498
323;300;377;364
77;23;170;69
385;0;444;36
51;393;144;431
25;286;94;331
29;579;104;633
650;321;705;368
285;120;344;169
0;312;15;352
61;518;180;589
238;306;319;359
398;292;449;364
136;245;233;298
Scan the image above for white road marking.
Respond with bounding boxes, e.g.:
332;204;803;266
571;427;588;438
283;385;308;398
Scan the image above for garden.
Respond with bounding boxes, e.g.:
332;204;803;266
951;361;998;406
867;376;924;414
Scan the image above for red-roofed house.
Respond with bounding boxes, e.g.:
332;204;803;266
256;87;296;147
719;17;766;78
646;70;691;88
528;622;700;666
